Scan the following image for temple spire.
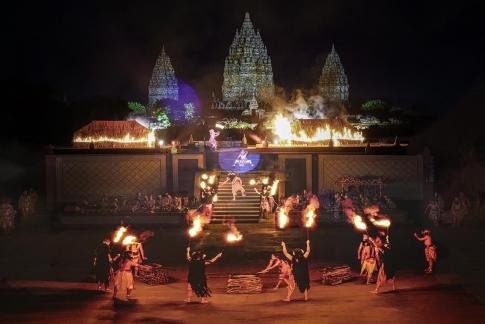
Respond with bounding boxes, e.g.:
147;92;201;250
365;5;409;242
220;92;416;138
318;45;349;103
148;45;179;105
221;13;274;104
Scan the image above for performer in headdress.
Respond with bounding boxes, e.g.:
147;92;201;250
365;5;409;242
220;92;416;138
220;172;245;200
281;240;311;301
258;254;292;289
186;247;222;303
358;234;376;284
208;129;220;151
125;238;147;277
371;242;397;294
414;229;437;274
113;251;148;302
254;186;276;219
94;237;112;291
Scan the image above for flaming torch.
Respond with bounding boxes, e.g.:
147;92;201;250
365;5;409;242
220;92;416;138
208;175;216;185
122;235;137;246
303;207;316;239
225;224;243;243
277;207;289;229
249;179;256;186
212;194;218;203
270;180;280;196
352;214;368;232
113;226;127;243
188;215;203;238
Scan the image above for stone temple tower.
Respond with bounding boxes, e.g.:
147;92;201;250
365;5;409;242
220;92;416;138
222;12;274;104
148;46;179;106
318;44;349;103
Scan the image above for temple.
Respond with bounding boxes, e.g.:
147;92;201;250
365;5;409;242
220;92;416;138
220;12;274;106
318;45;349;103
148;46;179;106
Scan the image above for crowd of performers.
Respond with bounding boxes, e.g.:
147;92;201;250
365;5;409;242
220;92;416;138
93;231;151;302
64;192;196;215
0;189;38;234
425;191;472;227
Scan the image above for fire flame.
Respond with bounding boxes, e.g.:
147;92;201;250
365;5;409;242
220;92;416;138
208;175;216;185
74;130;155;147
225;224;243;242
371;218;391;228
272;114;364;145
304;208;316;228
262;178;269;185
201;174;208;180
353;214;367;231
270;180;280;196
278;207;289;229
122;235;137;245
113;226;127;243
200;181;207;189
188;215;203;238
212;194;218;203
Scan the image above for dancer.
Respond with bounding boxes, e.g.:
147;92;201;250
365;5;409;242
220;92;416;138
254;186;275;219
414;229;437;274
94;237;112;291
358;234;376;284
371;241;396;294
113;251;148;302
125;238;147;277
258;254;292;289
208;129;220;151
220;173;246;200
186;247;222;304
425;199;441;226
281;240;311;301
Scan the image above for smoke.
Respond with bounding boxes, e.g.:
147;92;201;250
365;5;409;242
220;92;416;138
271;89;348;120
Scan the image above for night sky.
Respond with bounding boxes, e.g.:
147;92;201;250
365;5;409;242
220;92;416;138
4;0;485;112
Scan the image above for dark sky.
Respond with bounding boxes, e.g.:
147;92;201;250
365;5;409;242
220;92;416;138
4;0;485;112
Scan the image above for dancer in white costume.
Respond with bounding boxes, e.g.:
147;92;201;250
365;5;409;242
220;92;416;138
208;129;220;151
221;173;246;200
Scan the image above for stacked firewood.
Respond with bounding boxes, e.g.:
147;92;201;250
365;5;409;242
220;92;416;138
226;275;263;294
321;265;353;285
138;263;170;285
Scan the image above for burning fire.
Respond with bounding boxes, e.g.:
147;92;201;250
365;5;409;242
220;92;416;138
74;131;155;147
113;226;127;243
208;175;216;185
226;224;243;242
249;179;256;186
262;178;269;185
200;181;207;189
122;235;137;245
278;207;289;229
212;194;218;203
188;215;203;238
272;114;364;145
304;208;316;228
270;180;280;196
371;218;391;228
353;214;367;231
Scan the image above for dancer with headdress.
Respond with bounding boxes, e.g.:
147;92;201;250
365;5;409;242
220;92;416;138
258;254;292;289
208;129;220;151
370;240;397;294
220;172;246;200
93;237;112;291
281;240;311;301
358;234;376;284
414;229;437;274
186;247;222;303
113;251;148;302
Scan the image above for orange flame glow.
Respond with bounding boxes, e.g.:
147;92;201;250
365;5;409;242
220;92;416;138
278;207;289;229
353;215;367;231
225;225;243;242
122;235;137;245
74;131;155;147
304;208;316;228
188;215;203;238
113;226;127;243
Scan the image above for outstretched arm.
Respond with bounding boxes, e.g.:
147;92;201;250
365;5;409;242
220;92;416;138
206;252;223;265
304;240;311;258
186;247;191;261
259;259;279;273
414;233;425;241
357;242;363;259
281;242;293;261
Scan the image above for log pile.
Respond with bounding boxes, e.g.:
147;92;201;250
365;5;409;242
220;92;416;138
321;265;353;285
138;263;170;285
226;275;263;294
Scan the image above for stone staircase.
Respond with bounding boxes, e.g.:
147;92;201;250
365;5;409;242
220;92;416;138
211;172;262;223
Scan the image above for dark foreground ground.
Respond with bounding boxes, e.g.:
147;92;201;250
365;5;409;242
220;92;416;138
1;217;485;323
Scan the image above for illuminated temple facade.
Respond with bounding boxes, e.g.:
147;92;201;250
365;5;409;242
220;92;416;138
148;46;179;105
318;45;349;103
220;12;274;107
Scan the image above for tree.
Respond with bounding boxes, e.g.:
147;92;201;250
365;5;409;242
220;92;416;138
361;99;390;112
127;101;146;114
155;109;171;128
